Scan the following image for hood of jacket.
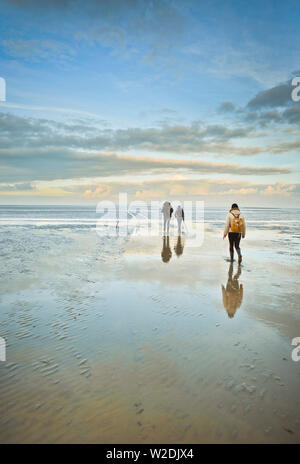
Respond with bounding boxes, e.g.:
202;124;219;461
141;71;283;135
230;208;241;218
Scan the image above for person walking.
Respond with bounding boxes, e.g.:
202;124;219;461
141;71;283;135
161;201;173;235
223;203;246;263
175;205;184;234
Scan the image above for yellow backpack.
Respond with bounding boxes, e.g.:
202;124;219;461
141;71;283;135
230;212;244;233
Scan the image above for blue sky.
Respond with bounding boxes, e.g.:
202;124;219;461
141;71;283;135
0;0;299;205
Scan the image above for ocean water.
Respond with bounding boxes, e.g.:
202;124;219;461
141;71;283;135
1;204;300;228
0;205;299;443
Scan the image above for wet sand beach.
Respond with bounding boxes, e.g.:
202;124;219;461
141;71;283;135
0;206;299;443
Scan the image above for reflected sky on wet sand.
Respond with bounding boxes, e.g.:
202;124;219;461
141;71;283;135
0;209;300;443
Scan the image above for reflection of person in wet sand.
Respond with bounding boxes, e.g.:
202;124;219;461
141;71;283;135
161;236;172;263
221;263;243;318
174;235;184;257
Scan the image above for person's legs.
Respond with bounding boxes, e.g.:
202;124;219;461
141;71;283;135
177;217;182;233
228;232;234;261
234;233;242;262
163;217;168;234
164;217;170;235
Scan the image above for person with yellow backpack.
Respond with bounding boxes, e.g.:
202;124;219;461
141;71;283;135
223;203;246;263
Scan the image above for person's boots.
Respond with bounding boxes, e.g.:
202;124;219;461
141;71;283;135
238;252;242;264
230;251;234;262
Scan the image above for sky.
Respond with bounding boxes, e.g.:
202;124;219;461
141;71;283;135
0;0;299;206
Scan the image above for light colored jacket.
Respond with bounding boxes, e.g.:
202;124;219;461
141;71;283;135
175;206;183;219
224;209;246;236
161;201;172;218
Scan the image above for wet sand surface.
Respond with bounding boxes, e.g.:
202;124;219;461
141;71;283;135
0;222;300;443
